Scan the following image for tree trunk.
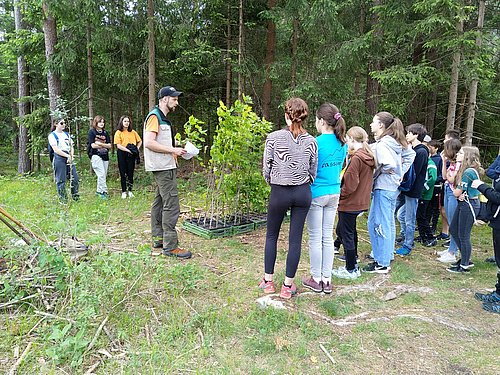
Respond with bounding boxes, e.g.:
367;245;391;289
365;0;382;116
225;2;232;106
42;1;61;117
87;22;95;129
15;1;31;174
446;19;463;131
147;0;156;110
237;0;244;100
465;0;485;146
290;18;299;90
261;0;276;120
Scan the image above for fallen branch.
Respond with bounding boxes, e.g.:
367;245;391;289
319;343;336;364
180;296;198;315
218;267;242;278
34;310;76;324
8;341;32;375
86;316;109;353
0;294;38;310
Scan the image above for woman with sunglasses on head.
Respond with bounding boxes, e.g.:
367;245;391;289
48;118;79;202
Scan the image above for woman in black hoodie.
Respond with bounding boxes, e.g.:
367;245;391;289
471;176;500;314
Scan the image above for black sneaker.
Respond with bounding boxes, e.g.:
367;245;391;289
364;254;374;261
336;255;359;262
452;259;474;269
485;256;496;264
446;265;469;273
333;246;340;255
364;262;391;274
437;233;450;240
424;238;437;247
475;291;500;303
152;240;163;249
395;236;404;246
482;302;500;314
442;239;450;247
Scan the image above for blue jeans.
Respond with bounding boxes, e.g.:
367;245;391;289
397;195;419;250
444;184;459;255
368;189;399;267
306;194;340;279
52;154;79;199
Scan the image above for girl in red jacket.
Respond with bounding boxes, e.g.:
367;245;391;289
332;126;376;279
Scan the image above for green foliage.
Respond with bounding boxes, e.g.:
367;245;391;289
206;96;272;217
175;115;207;154
45;323;90;367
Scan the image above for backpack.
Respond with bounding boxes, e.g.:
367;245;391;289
48;131;69;162
399;164;416;192
86;140;93;159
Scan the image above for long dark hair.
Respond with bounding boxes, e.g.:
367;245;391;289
117;116;133;132
316;103;346;145
285;98;308;138
376;111;407;148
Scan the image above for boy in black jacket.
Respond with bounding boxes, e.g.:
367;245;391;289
396;123;429;256
471;176;500;314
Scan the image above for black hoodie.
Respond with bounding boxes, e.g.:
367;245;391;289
402;143;429;199
477;178;500;229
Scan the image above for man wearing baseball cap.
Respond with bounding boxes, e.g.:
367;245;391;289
143;86;191;259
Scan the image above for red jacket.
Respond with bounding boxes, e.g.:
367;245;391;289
339;148;375;212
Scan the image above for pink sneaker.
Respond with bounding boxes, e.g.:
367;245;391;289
280;283;297;299
258;279;276;294
302;277;323;293
322;281;333;294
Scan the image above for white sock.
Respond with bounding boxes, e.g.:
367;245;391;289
313;276;321;283
322;277;331;284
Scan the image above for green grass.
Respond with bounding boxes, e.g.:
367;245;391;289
1;153;500;374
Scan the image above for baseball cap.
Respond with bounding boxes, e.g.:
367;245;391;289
158;86;183;100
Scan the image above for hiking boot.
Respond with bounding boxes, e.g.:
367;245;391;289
446;265;469;273
280;283;297;299
121;192;127;199
437;252;457;263
474;291;500;303
332;266;361;280
162;247;192;259
424;238;437;247
258;279;276;294
452;259;474;269
322;281;333;294
482;302;500;314
485;256;496;264
396;246;411;256
302;277;323;293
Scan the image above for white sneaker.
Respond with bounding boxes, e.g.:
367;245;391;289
437;252;457;263
436;249;448;256
121;192;127;199
128;191;134;198
332;266;361;279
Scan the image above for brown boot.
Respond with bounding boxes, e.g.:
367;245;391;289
162;247;192;259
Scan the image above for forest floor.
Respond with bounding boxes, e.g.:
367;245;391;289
0;157;499;374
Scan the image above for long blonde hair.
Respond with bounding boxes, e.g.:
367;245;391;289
347;126;376;169
454;146;484;187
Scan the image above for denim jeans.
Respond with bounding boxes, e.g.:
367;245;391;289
368;189;399;267
91;155;109;193
52;154;79;199
444;183;459;254
306;194;340;279
397;195;419;250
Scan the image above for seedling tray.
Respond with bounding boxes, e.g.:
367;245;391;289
183;213;268;239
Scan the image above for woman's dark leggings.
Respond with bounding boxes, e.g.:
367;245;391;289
335;211;360;271
493;228;500;294
264;183;312;278
449;199;479;266
117;149;136;192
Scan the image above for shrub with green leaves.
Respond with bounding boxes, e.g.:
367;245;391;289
206;96;272;220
